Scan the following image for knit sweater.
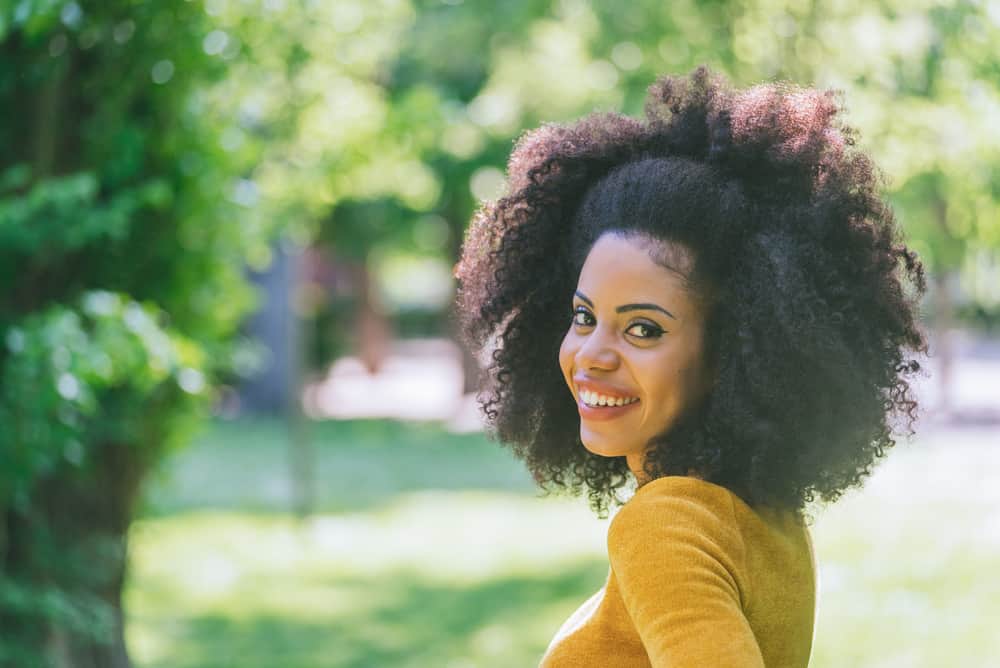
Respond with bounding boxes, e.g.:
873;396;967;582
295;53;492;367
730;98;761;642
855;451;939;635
539;476;816;667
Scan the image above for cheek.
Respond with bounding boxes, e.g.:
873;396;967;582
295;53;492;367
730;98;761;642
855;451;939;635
678;338;710;391
669;351;711;408
635;352;679;405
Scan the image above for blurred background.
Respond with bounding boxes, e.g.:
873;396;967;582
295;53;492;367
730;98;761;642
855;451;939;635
1;0;998;666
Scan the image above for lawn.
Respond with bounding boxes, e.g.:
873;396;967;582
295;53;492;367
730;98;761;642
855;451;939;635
126;418;1000;667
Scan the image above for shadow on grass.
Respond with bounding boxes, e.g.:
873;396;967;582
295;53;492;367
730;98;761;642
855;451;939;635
135;559;609;668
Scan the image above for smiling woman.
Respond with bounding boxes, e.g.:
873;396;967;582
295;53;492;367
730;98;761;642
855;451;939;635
452;65;927;667
560;233;713;482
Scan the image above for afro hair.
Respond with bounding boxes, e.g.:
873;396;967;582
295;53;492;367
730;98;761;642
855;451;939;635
453;65;927;516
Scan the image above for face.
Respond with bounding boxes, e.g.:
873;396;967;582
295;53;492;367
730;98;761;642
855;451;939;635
558;232;714;481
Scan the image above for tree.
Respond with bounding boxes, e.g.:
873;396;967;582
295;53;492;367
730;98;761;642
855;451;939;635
0;2;270;664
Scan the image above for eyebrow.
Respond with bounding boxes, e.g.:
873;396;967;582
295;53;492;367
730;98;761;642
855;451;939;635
574;291;676;320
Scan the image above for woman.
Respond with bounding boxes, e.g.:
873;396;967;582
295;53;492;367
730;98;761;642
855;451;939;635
452;65;927;667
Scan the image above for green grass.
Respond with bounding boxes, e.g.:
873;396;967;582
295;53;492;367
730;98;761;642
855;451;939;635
807;427;1000;667
138;418;538;516
127;418;1000;667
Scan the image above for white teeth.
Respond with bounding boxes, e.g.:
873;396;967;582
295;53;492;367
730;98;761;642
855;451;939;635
579;389;638;407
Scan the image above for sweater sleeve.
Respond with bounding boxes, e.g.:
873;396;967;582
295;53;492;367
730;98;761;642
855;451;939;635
607;478;765;668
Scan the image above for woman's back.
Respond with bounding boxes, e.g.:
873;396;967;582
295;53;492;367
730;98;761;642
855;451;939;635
540;476;816;667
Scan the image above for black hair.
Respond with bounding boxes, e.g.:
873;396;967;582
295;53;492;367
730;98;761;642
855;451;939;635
453;65;927;516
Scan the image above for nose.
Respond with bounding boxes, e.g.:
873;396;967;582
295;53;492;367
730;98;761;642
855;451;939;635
575;326;620;371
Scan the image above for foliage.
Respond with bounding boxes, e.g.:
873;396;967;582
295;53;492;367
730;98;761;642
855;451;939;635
724;0;1000;274
203;0;999;327
0;0;273;663
0;291;207;512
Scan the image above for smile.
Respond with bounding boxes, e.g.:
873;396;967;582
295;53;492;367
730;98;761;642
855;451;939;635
576;392;641;421
578;389;639;407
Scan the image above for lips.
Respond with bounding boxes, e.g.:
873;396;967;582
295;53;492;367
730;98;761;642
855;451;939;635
575;393;641;421
572;376;641;422
573;377;639;402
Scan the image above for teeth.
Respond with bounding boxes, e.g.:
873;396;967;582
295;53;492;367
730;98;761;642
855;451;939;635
579;389;638;407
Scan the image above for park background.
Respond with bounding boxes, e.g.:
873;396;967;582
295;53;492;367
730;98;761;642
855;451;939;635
2;0;999;666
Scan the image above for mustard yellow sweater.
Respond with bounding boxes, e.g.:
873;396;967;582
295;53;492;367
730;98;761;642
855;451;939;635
539;476;816;667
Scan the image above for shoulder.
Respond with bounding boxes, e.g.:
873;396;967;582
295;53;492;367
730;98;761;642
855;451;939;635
609;476;743;544
607;476;747;579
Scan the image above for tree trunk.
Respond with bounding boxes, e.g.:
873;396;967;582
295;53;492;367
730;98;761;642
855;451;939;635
4;441;147;668
447;300;484;395
930;192;955;416
285;241;314;518
355;259;391;375
932;270;954;416
446;217;484;395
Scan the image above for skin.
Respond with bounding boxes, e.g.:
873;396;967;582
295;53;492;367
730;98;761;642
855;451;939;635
558;232;715;483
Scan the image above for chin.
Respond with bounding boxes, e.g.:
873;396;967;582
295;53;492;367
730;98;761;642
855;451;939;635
580;434;631;459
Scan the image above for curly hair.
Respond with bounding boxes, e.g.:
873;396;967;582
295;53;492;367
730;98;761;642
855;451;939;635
453;65;927;517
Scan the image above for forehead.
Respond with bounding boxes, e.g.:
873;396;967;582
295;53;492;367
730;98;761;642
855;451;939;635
577;233;693;291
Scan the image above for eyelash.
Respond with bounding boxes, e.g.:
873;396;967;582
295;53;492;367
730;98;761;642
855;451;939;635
571;306;665;340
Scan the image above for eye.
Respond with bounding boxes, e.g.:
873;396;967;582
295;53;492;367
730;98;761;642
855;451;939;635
626;321;664;340
571;306;594;327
